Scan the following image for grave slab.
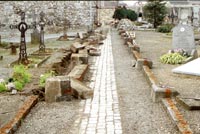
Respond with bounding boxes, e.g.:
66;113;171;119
176;96;200;110
172;58;200;76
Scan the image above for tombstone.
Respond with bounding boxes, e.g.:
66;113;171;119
31;10;40;44
10;43;17;55
172;24;196;56
57;18;70;41
10;11;36;65
39;11;45;52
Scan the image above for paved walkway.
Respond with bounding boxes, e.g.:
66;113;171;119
78;28;122;134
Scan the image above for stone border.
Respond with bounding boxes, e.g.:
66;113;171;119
34;56;50;68
162;98;193;134
117;28;193;133
0;95;39;134
118;29;179;102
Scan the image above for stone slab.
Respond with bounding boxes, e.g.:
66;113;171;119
176;96;200;110
70;42;85;53
172;58;200;76
70;78;93;99
68;64;88;81
71;53;88;64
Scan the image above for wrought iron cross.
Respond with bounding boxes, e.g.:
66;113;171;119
39;11;45;52
10;11;36;65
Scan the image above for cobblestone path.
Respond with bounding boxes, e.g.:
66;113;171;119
78;29;122;134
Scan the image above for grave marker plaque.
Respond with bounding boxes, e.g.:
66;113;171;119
172;24;195;54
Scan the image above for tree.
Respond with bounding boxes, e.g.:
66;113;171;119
143;0;167;28
113;6;137;21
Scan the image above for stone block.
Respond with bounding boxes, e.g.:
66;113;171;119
45;76;71;103
89;49;101;56
70;42;85;53
191;49;198;59
70;78;93;99
176;96;200;110
142;66;158;86
68;64;88;81
136;58;153;69
132;50;142;61
132;45;140;52
78;49;88;54
151;84;179;102
71;53;88;64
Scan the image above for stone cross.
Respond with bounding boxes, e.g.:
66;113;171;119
39;11;45;52
10;11;36;65
63;18;70;36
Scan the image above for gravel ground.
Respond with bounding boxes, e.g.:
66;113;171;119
15;100;80;134
111;28;180;134
135;31;200;133
0;31;82;133
0;94;27;128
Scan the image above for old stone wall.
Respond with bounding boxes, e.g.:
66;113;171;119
0;1;96;29
98;9;115;25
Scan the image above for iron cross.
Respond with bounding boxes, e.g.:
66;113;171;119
10;11;36;65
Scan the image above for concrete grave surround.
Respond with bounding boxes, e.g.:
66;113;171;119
172;24;195;54
172;58;200;76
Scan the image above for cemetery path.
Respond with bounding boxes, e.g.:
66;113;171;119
78;27;122;134
111;28;180;134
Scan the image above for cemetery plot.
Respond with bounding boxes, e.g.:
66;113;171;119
135;30;200;133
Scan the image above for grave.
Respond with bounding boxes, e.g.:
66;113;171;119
39;11;45;52
176;96;200;110
57;18;70;41
172;58;200;76
31;10;40;44
10;11;36;65
172;24;198;59
10;43;18;55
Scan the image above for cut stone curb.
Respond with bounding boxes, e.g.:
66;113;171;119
143;66;179;102
70;42;85;53
162;98;193;134
70;78;93;99
132;50;142;60
0;95;38;134
68;64;88;81
71;53;88;64
176;96;200;110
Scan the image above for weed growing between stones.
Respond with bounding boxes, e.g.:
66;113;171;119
39;71;55;88
12;64;31;91
0;83;7;92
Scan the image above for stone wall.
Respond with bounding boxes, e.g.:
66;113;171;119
0;1;96;29
98;9;115;25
